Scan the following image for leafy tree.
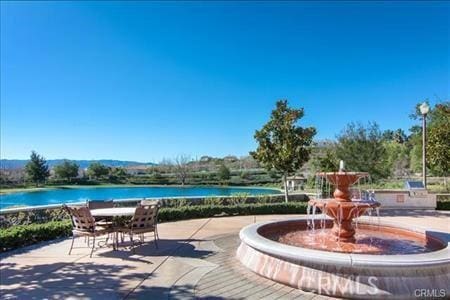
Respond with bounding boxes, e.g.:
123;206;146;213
384;141;410;177
53;160;79;182
250;100;316;202
393;129;407;144
25;151;50;186
426;102;449;176
408;101;449;177
335;122;388;180
309;142;339;173
108;167;127;182
87;162;110;179
218;164;231;181
383;129;407;144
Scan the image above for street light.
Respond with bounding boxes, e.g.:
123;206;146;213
419;102;430;188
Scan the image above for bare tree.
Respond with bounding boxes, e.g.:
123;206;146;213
174;155;191;185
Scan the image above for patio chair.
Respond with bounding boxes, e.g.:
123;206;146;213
116;204;159;253
140;199;160;240
64;205;113;257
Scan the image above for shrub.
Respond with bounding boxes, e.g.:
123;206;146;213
436;195;450;210
158;202;307;223
0;220;72;252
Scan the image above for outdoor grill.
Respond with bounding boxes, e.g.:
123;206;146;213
404;180;428;198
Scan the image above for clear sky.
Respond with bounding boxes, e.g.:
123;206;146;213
1;1;449;162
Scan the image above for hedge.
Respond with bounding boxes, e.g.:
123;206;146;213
0;220;72;252
437;200;450;210
0;202;307;252
158;202;307;222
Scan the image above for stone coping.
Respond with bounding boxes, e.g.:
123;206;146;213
239;216;450;271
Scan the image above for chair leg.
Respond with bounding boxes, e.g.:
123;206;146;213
154;231;158;249
130;233;135;254
114;232;119;250
90;236;96;258
69;235;75;255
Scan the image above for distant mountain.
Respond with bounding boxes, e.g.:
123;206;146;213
0;159;156;170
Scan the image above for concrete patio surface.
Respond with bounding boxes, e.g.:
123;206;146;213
1;210;449;299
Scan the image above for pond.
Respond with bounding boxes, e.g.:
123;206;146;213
0;186;281;209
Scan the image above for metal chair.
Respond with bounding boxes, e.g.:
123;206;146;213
64;205;113;257
116;204;159;253
86;200;115;243
140;199;160;240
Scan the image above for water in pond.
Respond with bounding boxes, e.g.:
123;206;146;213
0;186;280;209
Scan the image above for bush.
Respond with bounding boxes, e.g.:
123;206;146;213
437;195;450;210
158;202;307;223
0;220;72;252
0;202;308;252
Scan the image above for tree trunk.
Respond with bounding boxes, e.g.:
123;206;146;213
283;174;289;203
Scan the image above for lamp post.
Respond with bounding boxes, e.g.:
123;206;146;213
419;102;430;188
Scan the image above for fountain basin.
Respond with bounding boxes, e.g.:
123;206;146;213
237;217;450;299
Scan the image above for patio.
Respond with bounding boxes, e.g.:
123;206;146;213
1;211;449;300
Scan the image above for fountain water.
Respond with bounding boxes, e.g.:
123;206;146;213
236;162;450;299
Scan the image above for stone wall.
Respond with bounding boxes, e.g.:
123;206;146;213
374;189;436;209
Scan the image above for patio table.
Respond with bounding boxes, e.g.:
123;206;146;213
91;207;136;250
90;207;136;217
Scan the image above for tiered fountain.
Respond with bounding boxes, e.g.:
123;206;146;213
309;161;380;242
237;162;450;299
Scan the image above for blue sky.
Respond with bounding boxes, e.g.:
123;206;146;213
1;1;448;162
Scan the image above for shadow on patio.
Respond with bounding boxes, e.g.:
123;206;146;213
0;238;217;299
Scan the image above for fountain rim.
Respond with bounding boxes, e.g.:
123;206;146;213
239;217;450;269
316;171;370;177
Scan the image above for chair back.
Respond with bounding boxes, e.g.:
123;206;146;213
87;199;114;209
131;205;158;230
140;199;160;207
64;205;96;232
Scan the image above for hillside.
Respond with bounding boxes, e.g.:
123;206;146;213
0;159;155;170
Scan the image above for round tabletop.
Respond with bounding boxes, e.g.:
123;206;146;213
91;207;136;217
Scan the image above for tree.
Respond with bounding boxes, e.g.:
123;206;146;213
408;101;449;177
426;102;449;176
250;100;316;202
174;155;191;185
87;162;110;179
25;151;50;186
108;167;127;183
218;164;231;182
53;160;79;182
335;122;388;180
384;141;410;177
383;129;407;144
